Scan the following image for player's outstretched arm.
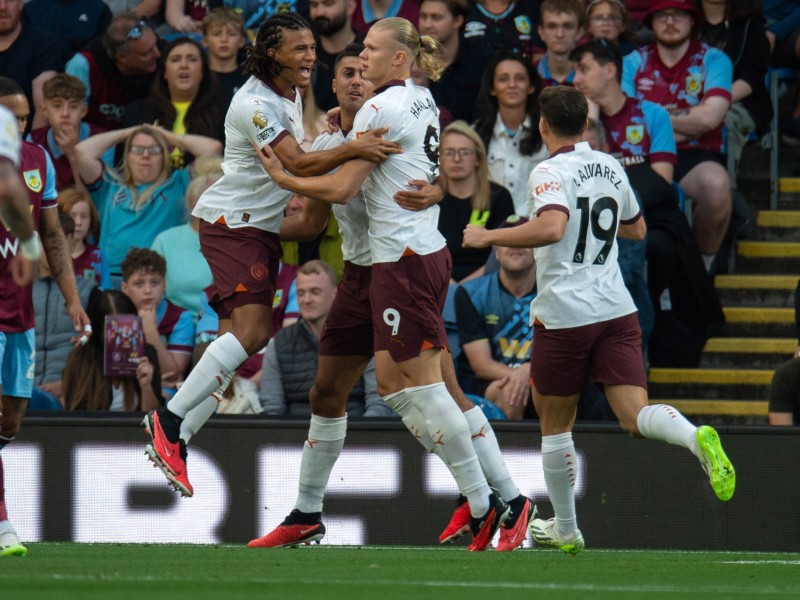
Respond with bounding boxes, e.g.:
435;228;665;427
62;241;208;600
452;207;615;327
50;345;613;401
617;214;646;240
279;196;331;242
463;210;566;249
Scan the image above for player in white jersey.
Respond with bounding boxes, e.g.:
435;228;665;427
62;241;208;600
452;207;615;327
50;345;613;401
463;86;736;555
256;17;512;551
249;44;532;552
141;13;402;498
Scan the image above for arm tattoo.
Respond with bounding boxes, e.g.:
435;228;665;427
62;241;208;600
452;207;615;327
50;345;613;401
40;209;74;284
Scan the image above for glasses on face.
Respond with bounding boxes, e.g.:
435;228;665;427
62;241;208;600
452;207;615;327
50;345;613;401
652;10;691;24
589;14;623;25
126;19;149;41
129;144;163;156
441;148;475;160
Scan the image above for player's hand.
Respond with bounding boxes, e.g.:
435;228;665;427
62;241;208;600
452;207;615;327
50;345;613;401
394;179;443;211
66;299;91;345
351;127;402;163
252;143;287;182
325;107;341;133
463;224;491;249
136;356;154;388
9;255;34;286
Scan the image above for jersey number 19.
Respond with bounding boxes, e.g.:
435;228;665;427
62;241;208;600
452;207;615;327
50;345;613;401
572;196;619;265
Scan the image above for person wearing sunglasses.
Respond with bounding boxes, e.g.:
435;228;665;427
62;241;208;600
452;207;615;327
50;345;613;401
72;123;222;287
622;0;733;274
66;12;163;131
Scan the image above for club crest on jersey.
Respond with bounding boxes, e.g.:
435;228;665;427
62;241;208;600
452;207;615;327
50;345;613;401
23;169;42;192
685;73;702;96
272;289;283;308
252;110;269;129
626;125;644;145
514;16;531;35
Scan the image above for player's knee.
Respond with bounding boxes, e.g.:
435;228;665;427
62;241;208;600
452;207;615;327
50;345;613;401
309;384;346;418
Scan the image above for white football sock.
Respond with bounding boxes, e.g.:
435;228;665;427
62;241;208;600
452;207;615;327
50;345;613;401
406;382;491;517
294;414;347;514
179;396;218;444
637;404;699;457
383;391;435;453
462;406;519;502
167;333;249;419
541;432;578;536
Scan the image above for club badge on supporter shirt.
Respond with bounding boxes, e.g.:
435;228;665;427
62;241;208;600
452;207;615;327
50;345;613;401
515;16;531;35
685;73;703;96
272;288;283;308
626;125;644;145
22;169;42;192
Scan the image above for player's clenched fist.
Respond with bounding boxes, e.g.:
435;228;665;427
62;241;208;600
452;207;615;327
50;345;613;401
462;224;491;249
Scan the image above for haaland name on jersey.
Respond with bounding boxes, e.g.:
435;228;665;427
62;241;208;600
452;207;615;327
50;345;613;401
409;97;436;119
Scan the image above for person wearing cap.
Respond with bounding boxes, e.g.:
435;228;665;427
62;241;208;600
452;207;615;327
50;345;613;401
621;0;733;273
454;214;537;420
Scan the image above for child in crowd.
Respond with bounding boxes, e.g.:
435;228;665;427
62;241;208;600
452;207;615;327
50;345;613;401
120;248;195;397
57;187;111;289
202;8;248;116
28;74;113;191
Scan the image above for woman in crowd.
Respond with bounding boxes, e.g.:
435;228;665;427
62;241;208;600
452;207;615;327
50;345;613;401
584;0;637;55
473;53;547;215
151;156;221;317
436;120;514;283
62;289;162;412
73;124;221;287
124;37;223;167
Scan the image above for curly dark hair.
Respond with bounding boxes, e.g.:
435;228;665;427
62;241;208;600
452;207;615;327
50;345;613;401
149;37;220;141
242;12;311;81
473;53;544;157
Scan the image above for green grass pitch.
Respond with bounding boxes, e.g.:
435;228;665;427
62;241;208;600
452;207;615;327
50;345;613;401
2;544;799;600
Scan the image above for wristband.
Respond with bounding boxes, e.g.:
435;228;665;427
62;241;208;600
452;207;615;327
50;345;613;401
19;231;41;261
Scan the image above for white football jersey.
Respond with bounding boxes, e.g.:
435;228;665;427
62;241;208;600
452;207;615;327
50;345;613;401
311;130;371;267
350;79;445;263
527;141;640;329
193;76;304;232
0;106;20;166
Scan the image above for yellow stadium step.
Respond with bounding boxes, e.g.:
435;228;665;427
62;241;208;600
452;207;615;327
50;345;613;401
648;367;773;400
699;337;796;368
714;274;797;307
651;399;768;417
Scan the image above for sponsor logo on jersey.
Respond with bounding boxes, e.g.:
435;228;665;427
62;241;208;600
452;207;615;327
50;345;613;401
685;73;702;96
23;169;42;192
252;110;269;128
626;125;644;145
256;127;276;142
463;21;487;38
637;77;654;92
514;16;531;35
534;180;561;196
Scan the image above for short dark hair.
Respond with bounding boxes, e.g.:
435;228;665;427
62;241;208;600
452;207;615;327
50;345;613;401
0;77;24;98
539;86;588;138
334;42;365;72
569;39;622;83
121;247;167;282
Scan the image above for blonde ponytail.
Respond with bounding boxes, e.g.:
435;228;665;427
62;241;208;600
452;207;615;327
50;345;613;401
373;17;446;81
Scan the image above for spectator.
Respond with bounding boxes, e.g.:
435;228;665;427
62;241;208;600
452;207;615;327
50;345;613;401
622;0;733;272
697;0;771;179
473;52;548;215
418;0;491;123
62;288;162;411
259;259;391;417
120;248;194;392
352;0;420;35
536;0;583;86
202;8;248;116
28;74;114;192
57;186;111;289
150;156;220;317
0;0;65;131
461;0;544;59
436;120;515;282
584;0;636;55
123;36;223;167
72;124;221;285
310;0;364;112
455;215;537;420
762;1;800;142
767;279;800;425
22;0;112;62
32;212;97;406
65;12;162;130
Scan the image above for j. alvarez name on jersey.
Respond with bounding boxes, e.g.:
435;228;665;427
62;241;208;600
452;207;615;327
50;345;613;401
572;162;624;189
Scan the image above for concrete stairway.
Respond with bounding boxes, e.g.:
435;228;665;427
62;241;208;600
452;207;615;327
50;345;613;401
647;208;799;425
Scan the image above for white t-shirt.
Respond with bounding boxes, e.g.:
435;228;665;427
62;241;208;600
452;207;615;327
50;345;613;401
193;76;304;232
0;106;21;166
310;131;371;267
350;79;445;263
527;141;640;329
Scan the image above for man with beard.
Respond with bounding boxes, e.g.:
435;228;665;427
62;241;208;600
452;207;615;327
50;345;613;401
0;0;64;131
310;0;364;111
622;0;733;273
